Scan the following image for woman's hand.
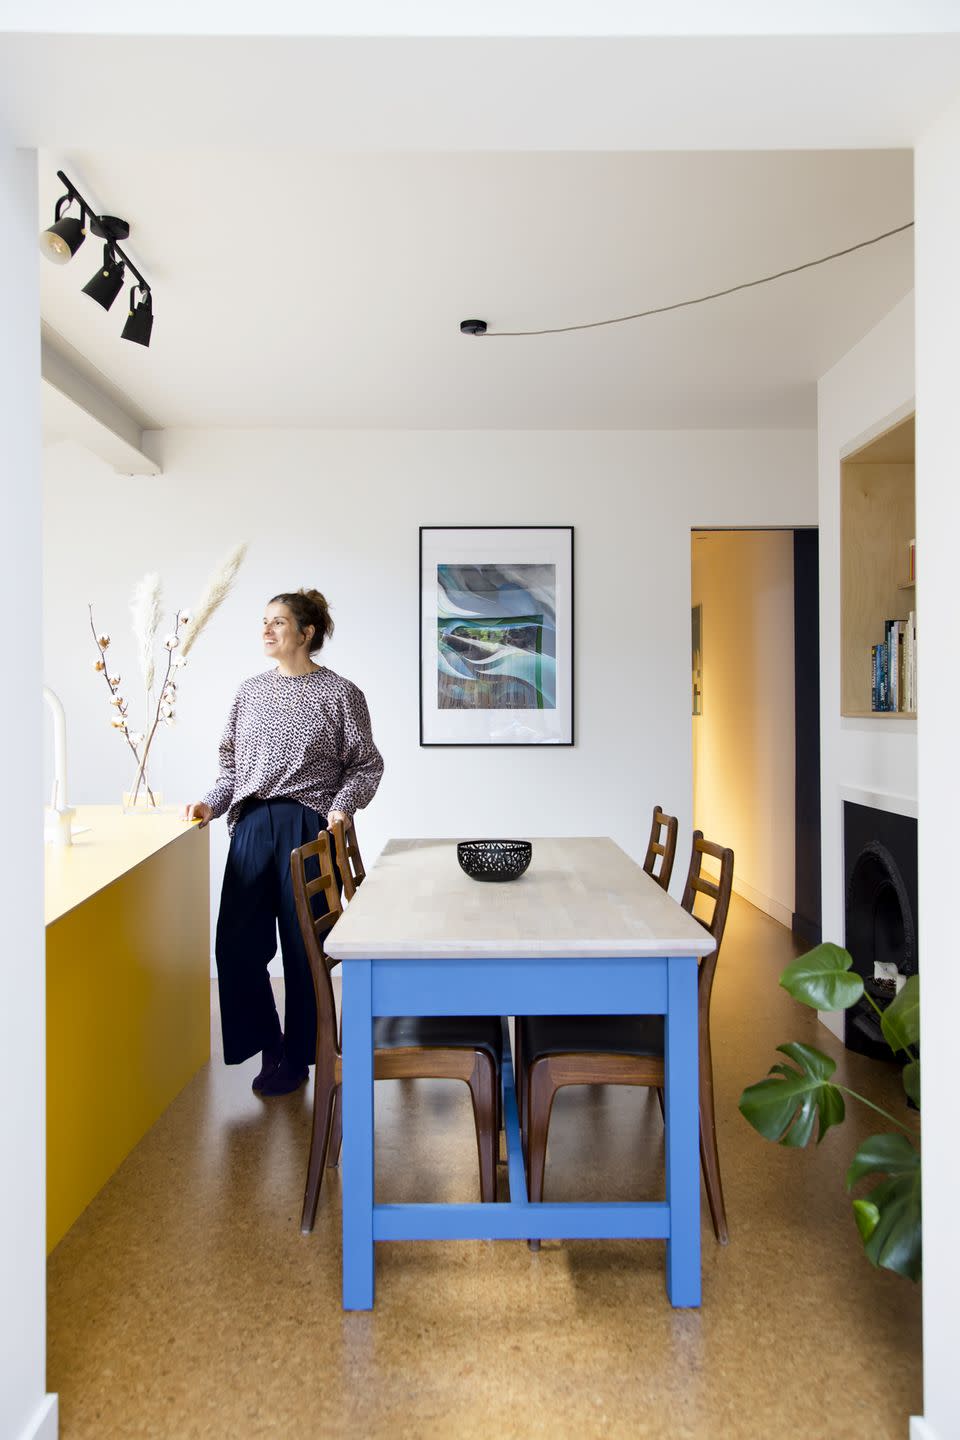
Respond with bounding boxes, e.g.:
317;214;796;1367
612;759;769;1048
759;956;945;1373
184;802;213;827
327;809;349;831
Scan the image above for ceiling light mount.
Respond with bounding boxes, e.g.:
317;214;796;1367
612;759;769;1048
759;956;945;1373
41;169;155;347
460;318;488;336
89;214;130;244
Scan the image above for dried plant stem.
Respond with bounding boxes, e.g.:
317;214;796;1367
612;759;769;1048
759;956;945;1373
88;605;157;806
129;613;182;807
180;543;247;657
130;572;162;693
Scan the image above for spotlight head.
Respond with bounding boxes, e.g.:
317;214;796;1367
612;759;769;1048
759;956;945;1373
82;244;126;311
121;286;153;348
460;318;488;336
39;195;86;265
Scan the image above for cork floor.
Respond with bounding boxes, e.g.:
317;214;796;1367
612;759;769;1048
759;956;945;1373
48;896;922;1439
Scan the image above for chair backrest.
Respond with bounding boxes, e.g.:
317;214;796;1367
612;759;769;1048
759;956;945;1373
643;805;679;890
290;830;344;1055
680;830;734;1011
331;816;367;902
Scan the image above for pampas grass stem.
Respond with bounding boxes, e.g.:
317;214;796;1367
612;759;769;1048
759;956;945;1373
181;543;248;657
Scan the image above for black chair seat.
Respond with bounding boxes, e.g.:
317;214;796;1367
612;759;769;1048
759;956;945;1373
374;1015;503;1066
520;1013;664;1062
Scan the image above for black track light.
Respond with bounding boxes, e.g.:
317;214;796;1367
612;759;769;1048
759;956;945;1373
82;244;126;311
46;170;155;349
39;194;86;265
121;286;153;347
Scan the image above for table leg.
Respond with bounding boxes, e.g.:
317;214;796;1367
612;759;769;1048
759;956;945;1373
341;958;375;1309
664;955;701;1307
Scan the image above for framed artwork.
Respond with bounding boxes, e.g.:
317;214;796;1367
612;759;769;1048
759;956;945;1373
419;525;574;746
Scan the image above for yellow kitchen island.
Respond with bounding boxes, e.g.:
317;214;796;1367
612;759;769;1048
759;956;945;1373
45;807;210;1251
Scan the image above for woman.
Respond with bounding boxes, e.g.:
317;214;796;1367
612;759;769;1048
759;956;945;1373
185;588;383;1096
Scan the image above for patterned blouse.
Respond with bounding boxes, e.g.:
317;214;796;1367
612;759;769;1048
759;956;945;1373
201;666;384;834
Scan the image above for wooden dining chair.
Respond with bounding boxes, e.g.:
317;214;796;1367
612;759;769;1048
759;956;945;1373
512;806;679;1136
330;815;366;901
291;830;503;1234
517;831;735;1244
643;805;679;890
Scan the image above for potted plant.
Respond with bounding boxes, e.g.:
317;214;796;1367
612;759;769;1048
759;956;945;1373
738;943;920;1281
88;544;247;810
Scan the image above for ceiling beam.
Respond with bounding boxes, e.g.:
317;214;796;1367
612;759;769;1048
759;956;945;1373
40;337;161;475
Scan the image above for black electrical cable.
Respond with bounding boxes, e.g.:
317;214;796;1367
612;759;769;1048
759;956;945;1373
476;221;914;338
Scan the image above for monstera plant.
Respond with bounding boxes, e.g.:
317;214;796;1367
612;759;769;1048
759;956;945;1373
738;943;921;1281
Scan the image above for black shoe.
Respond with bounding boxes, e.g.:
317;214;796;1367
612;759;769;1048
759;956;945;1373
252;1039;284;1092
257;1056;308;1096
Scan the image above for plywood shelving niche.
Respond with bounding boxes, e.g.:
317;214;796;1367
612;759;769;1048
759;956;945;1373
841;413;916;718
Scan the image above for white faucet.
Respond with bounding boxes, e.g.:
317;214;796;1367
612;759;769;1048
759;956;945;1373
43;686;75;846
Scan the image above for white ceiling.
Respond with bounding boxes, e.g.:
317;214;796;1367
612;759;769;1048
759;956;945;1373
38;148;913;429
8;16;949;430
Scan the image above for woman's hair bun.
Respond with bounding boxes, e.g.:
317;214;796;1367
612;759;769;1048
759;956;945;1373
270;588;335;653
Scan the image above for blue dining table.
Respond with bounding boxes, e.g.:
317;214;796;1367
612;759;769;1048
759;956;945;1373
323;836;714;1310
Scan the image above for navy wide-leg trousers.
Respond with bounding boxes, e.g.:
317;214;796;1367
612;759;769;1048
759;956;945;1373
215;797;331;1069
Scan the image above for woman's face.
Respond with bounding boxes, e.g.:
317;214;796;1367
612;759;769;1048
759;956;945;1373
262;601;313;663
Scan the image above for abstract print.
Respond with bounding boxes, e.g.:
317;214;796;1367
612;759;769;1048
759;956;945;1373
437;563;557;710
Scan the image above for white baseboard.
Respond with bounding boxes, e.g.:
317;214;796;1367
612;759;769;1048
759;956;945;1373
817;1008;844;1041
17;1395;58;1440
731;876;793;929
910;1419;942;1440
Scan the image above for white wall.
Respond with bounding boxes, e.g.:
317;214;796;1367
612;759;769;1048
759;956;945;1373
692;530;796;924
43;427;816;963
1;142;57;1440
817;294;916;984
914;95;960;1440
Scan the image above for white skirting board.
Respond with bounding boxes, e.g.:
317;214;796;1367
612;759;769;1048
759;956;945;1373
910;1419;941;1440
818;1008;844;1041
17;1395;57;1440
731;876;793;930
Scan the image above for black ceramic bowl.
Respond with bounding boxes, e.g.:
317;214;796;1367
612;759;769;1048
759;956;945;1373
457;839;533;882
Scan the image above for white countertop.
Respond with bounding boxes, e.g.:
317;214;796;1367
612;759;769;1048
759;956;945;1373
325;837;715;961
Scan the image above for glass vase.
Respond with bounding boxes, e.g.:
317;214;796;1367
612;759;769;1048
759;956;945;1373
122;748;163;814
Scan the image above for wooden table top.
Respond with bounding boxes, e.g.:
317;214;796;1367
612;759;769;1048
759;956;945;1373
324;837;715;961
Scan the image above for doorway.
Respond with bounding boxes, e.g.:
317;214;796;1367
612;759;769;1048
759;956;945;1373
691;528;820;940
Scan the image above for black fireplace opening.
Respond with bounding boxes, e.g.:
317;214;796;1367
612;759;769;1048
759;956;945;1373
843;803;918;1062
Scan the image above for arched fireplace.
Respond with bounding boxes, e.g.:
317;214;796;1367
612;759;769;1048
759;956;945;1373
843;802;918;1061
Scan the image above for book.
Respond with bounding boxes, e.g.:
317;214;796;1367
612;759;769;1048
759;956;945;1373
880;640;889;711
882;618;910;711
871;644;879;711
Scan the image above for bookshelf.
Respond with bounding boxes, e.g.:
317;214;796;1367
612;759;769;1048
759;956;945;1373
841;414;916;718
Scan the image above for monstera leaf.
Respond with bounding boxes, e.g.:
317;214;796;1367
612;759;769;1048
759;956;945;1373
780;944;864;1012
739;1042;846;1147
881;974;920;1056
846;1134;922;1282
740;948;922;1283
